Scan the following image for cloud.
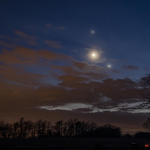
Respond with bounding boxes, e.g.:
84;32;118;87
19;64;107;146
121;65;140;70
73;61;119;75
0;101;147;134
33;77;143;107
0;58;143;111
59;81;89;89
43;101;149;114
0;65;45;86
38;50;71;61
0;47;143;108
46;23;51;28
0;35;12;40
71;49;78;53
110;59;126;63
84;72;109;80
73;108;93;113
0;73;147;134
0;46;147;134
51;64;109;81
44;40;63;49
0;47;39;65
0;40;15;48
51;65;80;75
14;30;38;45
73;61;101;70
40;103;92;111
58;75;89;83
92;78;142;104
55;26;66;30
0;46;72;65
57;75;90;88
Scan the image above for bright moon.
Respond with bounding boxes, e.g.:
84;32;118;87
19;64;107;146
92;53;96;57
88;50;99;60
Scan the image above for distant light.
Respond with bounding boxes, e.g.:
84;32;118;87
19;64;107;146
91;30;94;34
107;64;111;68
145;144;150;148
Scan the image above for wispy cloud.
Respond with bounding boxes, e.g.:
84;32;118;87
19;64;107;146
0;46;71;65
71;49;78;53
55;26;66;30
0;40;15;48
121;65;140;70
44;40;63;49
46;23;51;28
14;30;38;45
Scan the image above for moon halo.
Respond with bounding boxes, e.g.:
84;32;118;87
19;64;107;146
88;50;99;60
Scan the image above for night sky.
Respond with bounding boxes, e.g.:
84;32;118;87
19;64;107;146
0;0;150;134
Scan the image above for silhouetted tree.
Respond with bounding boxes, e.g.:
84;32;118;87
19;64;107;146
134;132;150;139
24;120;34;138
19;117;25;138
93;124;121;138
122;133;133;138
45;121;51;137
74;120;82;137
36;119;43;137
62;121;68;137
140;75;150;134
35;120;51;138
0;118;123;138
30;122;37;138
143;118;150;131
89;122;97;131
53;120;63;137
13;121;19;138
7;123;13;138
0;120;10;138
66;118;75;137
142;74;150;102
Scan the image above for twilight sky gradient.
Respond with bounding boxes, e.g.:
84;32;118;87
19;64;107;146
0;0;150;134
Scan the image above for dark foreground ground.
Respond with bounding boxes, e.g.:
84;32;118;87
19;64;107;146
0;138;149;150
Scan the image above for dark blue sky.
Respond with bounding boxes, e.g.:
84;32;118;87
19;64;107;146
1;0;150;69
0;0;150;134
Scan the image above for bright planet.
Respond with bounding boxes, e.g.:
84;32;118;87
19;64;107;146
91;30;94;34
108;64;111;68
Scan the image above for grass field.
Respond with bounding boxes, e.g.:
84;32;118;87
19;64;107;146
0;138;148;150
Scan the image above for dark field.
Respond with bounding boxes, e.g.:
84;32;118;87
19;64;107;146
0;138;149;150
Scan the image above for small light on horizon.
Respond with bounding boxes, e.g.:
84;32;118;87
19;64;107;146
145;144;150;148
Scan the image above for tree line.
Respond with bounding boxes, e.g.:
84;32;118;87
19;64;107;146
0;118;122;138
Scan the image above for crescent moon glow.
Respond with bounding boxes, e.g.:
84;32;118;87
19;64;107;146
88;50;99;60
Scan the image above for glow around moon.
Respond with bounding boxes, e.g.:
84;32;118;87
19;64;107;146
92;53;96;57
88;50;99;60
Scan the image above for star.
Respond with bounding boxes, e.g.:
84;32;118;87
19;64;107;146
107;64;111;68
91;30;94;34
